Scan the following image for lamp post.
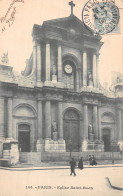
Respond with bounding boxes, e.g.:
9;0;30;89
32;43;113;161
68;140;72;160
111;140;116;164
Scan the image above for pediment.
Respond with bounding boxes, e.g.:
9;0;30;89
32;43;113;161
43;15;95;37
33;15;101;40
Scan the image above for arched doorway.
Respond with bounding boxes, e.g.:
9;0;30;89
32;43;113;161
18;124;30;152
63;109;80;152
103;128;111;152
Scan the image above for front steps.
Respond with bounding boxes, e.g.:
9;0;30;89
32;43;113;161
19;152;123;163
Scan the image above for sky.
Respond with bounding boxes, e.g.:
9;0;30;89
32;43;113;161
0;0;123;86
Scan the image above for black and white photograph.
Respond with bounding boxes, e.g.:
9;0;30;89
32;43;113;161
0;0;123;195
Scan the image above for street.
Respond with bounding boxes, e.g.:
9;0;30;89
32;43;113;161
0;167;123;196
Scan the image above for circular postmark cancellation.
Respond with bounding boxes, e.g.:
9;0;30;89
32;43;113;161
82;0;119;34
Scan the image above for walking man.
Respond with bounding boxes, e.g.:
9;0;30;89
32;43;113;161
70;158;76;176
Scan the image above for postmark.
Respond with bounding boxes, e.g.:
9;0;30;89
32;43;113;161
82;0;119;34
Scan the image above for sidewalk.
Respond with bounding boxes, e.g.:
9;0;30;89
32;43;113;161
0;160;123;171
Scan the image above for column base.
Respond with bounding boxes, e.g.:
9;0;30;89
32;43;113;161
44;139;66;152
44;81;54;87
117;141;123;151
44;80;64;88
36;139;45;152
0;137;5;158
81;139;104;151
36;81;43;87
52;75;57;83
51;81;64;88
1;139;19;166
81;86;100;93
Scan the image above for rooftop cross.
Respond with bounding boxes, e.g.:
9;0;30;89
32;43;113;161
69;1;75;15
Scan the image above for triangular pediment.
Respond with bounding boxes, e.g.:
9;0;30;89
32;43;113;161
43;15;96;37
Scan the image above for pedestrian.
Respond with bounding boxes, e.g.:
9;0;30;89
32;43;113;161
88;155;92;165
78;157;83;170
91;155;97;166
70;158;76;176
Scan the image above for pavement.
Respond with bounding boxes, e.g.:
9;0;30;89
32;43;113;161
0;159;123;170
0;166;123;196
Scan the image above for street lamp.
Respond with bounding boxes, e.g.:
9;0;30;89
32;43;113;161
68;140;72;160
111;140;116;164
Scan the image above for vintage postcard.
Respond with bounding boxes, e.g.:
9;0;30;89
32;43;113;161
0;0;123;196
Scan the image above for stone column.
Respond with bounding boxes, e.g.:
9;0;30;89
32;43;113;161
93;105;98;139
83;50;87;86
93;52;97;88
96;53;99;88
37;44;41;81
36;100;44;152
121;110;123;140
58;44;62;82
76;69;80;91
0;97;5;138
58;102;63;139
79;68;82;89
7;98;13;138
37;100;43;139
83;104;88;139
98;106;101;140
46;42;51;81
33;40;37;76
117;109;122;140
45;101;51;139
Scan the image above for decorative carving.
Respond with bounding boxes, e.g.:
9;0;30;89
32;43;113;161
52;121;57;141
1;52;9;65
52;121;57;132
88;72;93;86
88;123;93;134
52;64;57;75
64;110;79;120
88;123;95;140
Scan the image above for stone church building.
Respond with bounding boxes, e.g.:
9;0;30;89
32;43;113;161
0;2;123;163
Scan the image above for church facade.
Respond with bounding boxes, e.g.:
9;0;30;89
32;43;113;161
0;6;123;160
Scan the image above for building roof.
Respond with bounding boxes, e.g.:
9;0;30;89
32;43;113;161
32;14;101;40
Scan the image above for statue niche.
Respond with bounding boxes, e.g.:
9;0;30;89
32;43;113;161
88;72;93;87
52;64;57;82
88;123;94;140
52;121;58;141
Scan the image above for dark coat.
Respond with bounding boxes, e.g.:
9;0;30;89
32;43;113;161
70;159;76;169
78;158;83;169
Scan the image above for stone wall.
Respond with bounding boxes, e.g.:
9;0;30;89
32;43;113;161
41;152;122;162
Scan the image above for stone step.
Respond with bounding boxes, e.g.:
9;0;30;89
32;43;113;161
0;159;10;167
20;152;41;163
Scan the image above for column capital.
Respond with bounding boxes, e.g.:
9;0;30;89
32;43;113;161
37;98;43;101
82;48;87;53
8;97;13;100
42;39;50;45
37;42;41;47
57;40;62;46
32;39;37;47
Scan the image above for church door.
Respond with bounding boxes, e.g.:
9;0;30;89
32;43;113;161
63;109;80;152
18;124;30;152
103;129;110;152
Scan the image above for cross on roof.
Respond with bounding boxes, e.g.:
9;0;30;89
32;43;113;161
69;1;75;15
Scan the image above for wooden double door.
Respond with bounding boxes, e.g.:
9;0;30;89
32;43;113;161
18;124;30;152
63;109;80;152
103;129;110;152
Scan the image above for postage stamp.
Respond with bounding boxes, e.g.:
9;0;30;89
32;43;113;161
82;0;120;34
